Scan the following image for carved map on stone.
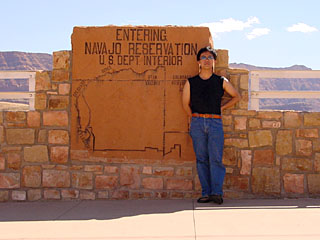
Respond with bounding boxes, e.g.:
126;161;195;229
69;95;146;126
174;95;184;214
71;26;212;161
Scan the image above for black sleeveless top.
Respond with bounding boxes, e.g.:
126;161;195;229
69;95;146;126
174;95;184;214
188;74;225;115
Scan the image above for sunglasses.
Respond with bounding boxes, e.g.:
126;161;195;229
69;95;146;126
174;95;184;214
200;55;214;60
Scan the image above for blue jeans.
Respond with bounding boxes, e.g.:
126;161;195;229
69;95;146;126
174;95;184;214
190;117;225;196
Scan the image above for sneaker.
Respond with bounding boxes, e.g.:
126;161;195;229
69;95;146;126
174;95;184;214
197;196;212;203
210;195;223;205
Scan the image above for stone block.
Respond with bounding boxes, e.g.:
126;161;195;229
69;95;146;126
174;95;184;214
6;129;35;144
222;115;233;125
282;157;313;171
0;173;20;189
0;154;5;170
120;166;140;189
284;112;302;128
171;192;184;199
0;191;9;202
72;172;93;189
52;69;70;82
142;166;152;175
0;112;3;123
7;152;21;170
262;121;281;128
216;49;229;68
97;191;109;199
70;150;89;160
224;175;249;191
50;146;69;164
0;126;3;143
249;118;261;129
314;139;320;152
238;91;248;109
59;83;71;95
48;130;69;144
104;166;119;174
276;130;292;156
283;173;304;194
304;113;320;126
6;112;26;122
24;145;49;163
248;130;272;148
22;166;41;187
43;170;70;187
234;116;247;131
84;165;103;172
229;75;239;90
231;109;257;116
35;92;47;110
240;150;252;175
80;191;96;200
315;153;320;172
27;111;40;127
253;149;274;166
257;111;282;120
44;190;60;200
307;174;320;194
95;176;118;189
48;96;69;110
142;177;164;189
12;191;26;201
223;148;237;166
27;189;42;201
176;167;193;176
153;167;174;176
43;111;68;127
38;129;47;143
62;189;79;199
53;51;71;70
35;71;51;91
239;74;249;90
252;167;280;195
166;179;192;190
296;129;318;138
110;190;129;200
224;138;248;148
295;139;312;156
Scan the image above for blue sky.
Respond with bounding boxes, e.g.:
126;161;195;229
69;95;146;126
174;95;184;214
1;0;320;69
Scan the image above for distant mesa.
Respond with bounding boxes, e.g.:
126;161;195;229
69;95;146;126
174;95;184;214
229;63;312;71
0;51;52;71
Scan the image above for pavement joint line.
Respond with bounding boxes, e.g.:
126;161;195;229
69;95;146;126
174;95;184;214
192;199;197;240
54;200;83;220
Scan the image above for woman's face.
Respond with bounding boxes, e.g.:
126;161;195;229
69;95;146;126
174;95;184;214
198;51;215;71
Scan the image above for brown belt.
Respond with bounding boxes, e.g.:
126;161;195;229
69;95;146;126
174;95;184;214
192;113;221;119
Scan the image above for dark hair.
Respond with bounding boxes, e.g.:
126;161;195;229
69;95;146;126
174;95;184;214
196;46;217;61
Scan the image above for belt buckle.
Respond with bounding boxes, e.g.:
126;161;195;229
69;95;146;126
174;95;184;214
203;114;210;118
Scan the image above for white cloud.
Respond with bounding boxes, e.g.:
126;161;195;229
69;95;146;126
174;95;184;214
199;17;260;38
287;23;318;33
246;28;271;40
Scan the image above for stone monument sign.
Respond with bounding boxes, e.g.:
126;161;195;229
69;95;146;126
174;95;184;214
71;26;213;162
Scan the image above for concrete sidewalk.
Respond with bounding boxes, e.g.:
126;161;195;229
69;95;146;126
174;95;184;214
0;198;320;240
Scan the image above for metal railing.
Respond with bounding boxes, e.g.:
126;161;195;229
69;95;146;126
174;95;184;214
250;70;320;111
0;71;36;111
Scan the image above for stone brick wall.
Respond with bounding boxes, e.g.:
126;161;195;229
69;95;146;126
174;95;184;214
0;50;319;202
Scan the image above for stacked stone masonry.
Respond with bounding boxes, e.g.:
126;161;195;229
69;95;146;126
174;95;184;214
0;50;320;202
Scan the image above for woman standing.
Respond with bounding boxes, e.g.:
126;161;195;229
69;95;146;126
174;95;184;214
182;46;240;204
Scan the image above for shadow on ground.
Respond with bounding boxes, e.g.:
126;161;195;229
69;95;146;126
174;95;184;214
0;198;319;222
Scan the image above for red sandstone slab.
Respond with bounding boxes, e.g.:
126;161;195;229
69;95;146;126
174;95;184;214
71;26;212;162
